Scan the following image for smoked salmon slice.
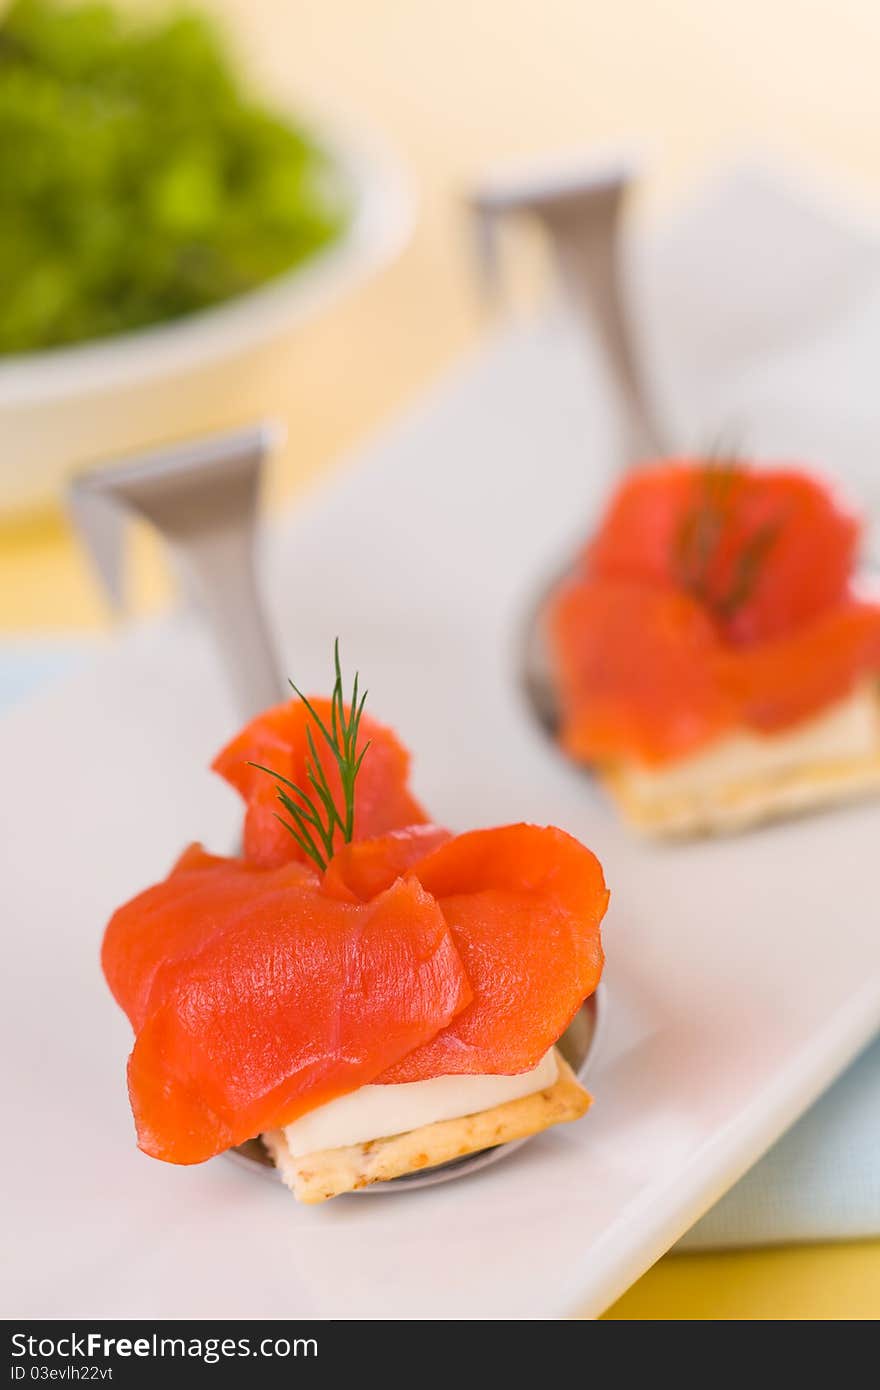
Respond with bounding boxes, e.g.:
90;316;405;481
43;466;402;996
547;578;735;765
375;824;608;1082
321;823;453;903
326;823;607;1080
104;851;472;1164
213;698;428;869
103;820;608;1162
548;462;880;765
585;463;859;644
723;601;880;732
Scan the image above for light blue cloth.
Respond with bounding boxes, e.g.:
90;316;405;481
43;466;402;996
681;1032;880;1248
0;637;93;707
2;637;877;1250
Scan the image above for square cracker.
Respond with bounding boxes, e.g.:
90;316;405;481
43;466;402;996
605;746;880;838
262;1051;590;1203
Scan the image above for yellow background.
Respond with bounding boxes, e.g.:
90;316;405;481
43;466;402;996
2;0;879;1318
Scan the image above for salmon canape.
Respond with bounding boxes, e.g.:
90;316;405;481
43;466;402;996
546;460;880;835
102;645;608;1202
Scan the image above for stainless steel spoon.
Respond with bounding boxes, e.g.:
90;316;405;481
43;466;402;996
228;990;603;1193
469;155;666;464
68;424;604;1193
68;423;285;721
471;159;668;739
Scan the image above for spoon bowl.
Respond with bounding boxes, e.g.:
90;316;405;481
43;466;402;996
227;987;603;1193
520;563;571;742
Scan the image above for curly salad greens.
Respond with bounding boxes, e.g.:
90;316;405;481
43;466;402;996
0;0;349;354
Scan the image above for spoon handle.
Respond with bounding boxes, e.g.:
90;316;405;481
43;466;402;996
470;157;666;463
68;423;285;723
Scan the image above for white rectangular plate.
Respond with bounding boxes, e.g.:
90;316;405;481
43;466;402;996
3;305;880;1321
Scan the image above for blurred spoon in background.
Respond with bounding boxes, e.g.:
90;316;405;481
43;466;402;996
469;155;668;466
470;159;672;740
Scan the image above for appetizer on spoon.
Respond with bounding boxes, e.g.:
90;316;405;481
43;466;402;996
102;644;608;1202
544;459;880;835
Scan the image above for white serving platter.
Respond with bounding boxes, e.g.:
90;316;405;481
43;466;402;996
2;167;880;1320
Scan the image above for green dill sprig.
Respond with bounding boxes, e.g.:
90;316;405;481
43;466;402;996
672;451;780;622
249;639;371;871
714;518;780;619
673;457;736;601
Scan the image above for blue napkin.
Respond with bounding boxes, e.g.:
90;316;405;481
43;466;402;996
681;1032;880;1248
0;636;94;707
3;637;876;1250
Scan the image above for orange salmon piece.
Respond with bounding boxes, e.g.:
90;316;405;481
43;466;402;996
724;601;880;730
547;577;735;764
586;463;859;644
376;824;608;1081
213;698;428;869
549;463;880;762
103;853;471;1164
322;823;453;903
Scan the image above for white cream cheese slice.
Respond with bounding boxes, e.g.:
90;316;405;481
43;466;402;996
281;1049;559;1157
618;682;880;803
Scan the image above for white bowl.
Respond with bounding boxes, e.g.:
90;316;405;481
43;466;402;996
0;131;412;516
